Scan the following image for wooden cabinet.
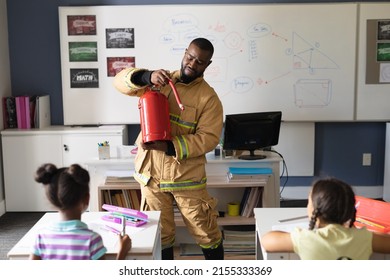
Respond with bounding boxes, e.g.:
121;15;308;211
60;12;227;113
1;125;128;211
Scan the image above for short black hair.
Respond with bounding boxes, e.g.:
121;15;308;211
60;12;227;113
190;37;214;58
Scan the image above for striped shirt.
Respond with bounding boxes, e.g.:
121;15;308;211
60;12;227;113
31;220;107;260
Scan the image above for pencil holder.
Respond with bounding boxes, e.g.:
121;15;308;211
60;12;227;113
227;202;240;216
98;146;110;160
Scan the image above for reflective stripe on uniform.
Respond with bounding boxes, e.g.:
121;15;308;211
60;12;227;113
123;68;145;90
170;113;197;131
133;171;150;186
199;238;223;250
174;135;189;160
160;177;207;191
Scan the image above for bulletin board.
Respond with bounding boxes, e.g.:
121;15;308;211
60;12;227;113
58;3;357;125
356;3;390;121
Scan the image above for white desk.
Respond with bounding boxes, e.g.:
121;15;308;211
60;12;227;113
254;207;390;260
7;211;161;260
85;151;282;211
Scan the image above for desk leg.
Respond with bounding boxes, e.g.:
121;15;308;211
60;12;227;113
255;226;264;260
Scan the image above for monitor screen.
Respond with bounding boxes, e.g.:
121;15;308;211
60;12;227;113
222;111;282;160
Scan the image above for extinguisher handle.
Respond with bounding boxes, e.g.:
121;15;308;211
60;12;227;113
168;80;185;111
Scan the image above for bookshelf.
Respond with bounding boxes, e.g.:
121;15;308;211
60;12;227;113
87;151;281;259
88;151;281;212
96;174;273;226
98;184;141;211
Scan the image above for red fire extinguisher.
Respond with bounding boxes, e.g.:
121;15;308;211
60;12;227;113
138;80;184;144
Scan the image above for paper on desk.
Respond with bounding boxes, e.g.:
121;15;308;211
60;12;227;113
272;221;309;233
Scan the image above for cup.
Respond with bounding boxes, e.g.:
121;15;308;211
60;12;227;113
227;202;240;216
98;146;110;160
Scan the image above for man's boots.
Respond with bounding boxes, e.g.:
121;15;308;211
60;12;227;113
202;243;224;260
161;246;174;260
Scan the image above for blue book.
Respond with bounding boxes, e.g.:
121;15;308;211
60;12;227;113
228;167;272;175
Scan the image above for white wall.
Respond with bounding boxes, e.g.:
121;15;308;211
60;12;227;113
0;0;12;216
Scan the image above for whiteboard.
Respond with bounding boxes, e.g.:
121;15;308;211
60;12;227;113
59;4;357;124
356;3;390;121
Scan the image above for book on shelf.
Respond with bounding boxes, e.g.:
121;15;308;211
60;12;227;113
33;95;51;128
2;97;17;129
114;192;124;207
2;95;51;129
227;167;272;181
129;189;141;210
103;190;112;205
228;167;272;175
223;225;256;240
222;225;256;255
240;187;263;217
101;189;141;210
173;201;182;218
122;189;131;208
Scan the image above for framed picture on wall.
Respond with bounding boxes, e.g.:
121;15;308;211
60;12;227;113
67;15;97;36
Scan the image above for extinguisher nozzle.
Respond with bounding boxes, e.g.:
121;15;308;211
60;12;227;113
168;79;185;111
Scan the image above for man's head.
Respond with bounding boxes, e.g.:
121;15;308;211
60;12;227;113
180;38;214;83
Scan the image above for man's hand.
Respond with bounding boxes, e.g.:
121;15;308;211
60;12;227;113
141;141;168;152
150;69;171;87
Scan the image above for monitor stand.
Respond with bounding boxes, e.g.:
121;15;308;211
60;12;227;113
238;150;266;160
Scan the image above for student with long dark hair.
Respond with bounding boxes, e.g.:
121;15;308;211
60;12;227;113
262;178;390;260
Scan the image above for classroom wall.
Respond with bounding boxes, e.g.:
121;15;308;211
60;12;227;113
5;0;388;198
0;0;11;213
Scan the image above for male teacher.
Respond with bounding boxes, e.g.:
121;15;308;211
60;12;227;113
113;38;224;260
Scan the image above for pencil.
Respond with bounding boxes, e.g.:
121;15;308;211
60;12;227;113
121;216;126;236
356;217;385;229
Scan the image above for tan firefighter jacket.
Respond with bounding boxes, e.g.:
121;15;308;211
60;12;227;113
114;68;223;192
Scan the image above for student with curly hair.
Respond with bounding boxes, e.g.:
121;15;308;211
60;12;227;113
262;177;390;260
31;163;132;260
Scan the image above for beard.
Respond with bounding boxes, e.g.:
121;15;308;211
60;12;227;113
180;62;203;84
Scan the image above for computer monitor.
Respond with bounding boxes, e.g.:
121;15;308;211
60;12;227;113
222;111;282;160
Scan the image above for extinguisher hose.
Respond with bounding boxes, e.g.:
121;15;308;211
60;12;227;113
168;79;185;111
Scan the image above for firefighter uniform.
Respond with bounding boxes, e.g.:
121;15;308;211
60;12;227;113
114;68;224;253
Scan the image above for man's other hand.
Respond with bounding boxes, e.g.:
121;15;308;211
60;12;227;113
141;141;168;152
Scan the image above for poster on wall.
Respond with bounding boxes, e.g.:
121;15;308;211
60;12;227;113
68;42;98;62
105;28;135;48
67;15;97;35
366;19;390;84
107;57;136;77
70;69;99;88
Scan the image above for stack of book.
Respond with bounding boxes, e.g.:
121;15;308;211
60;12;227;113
2;95;50;129
227;167;271;217
104;170;135;184
227;167;272;181
222;225;256;255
